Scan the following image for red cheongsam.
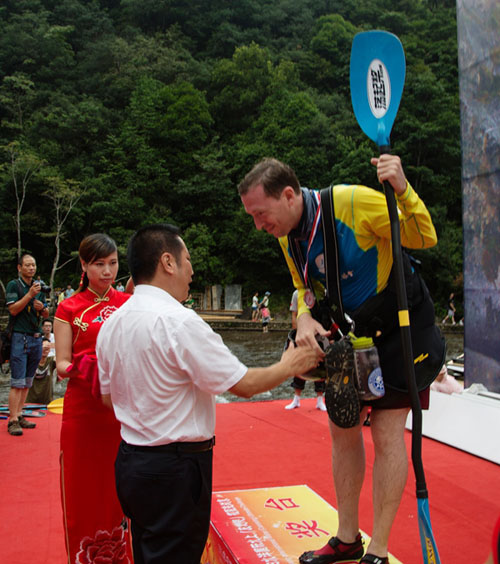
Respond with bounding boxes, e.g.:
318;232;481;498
55;287;133;564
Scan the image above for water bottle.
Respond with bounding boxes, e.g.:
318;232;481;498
351;336;385;400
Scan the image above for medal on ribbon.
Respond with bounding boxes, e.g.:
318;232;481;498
301;191;321;311
304;289;316;308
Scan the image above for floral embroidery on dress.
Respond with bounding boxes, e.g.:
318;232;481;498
92;306;118;324
99;306;119;321
76;524;130;564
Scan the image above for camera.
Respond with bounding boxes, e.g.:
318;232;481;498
32;281;51;294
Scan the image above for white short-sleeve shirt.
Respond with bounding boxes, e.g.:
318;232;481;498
97;284;247;446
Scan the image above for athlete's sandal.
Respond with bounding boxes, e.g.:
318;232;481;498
298;533;364;563
360;554;388;564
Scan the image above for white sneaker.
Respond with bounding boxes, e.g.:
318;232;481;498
285;398;300;410
316;397;327;411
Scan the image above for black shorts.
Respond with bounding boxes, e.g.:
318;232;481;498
363;385;430;410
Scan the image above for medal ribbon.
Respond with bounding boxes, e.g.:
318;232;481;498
302;191;322;287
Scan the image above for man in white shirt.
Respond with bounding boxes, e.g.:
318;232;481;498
41;319;56;357
41;318;56;384
97;223;322;564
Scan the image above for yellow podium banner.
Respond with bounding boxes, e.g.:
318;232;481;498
202;485;403;564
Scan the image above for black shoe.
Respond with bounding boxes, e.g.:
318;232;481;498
7;420;23;436
360;555;388;564
18;415;36;429
299;533;364;563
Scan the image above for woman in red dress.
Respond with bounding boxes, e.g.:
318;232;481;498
54;234;133;564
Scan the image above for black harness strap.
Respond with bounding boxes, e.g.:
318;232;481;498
286;187;352;335
319;187;352;335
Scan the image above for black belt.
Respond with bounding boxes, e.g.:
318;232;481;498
124;437;215;454
13;331;41;338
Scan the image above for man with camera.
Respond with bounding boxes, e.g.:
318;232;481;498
5;254;49;436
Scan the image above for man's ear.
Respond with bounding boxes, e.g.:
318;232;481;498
282;185;297;204
160;252;175;274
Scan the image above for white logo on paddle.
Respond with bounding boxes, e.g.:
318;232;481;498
367;59;391;119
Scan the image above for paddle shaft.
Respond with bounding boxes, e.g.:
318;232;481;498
379;146;427;499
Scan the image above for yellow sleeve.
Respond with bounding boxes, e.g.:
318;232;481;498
395;181;438;248
335;182;437;251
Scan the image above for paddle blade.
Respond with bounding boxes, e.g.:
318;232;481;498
350;31;406;147
417;497;441;564
47;397;64;415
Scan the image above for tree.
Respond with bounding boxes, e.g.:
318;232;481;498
209;42;272;134
1;142;44;259
0;72;35;136
41;173;84;297
307;14;358;93
183;223;223;289
0;0;461;300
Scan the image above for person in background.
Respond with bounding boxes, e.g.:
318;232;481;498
54;234;132;564
65;284;75;299
442;292;456;325
41;319;56;380
26;337;53;405
430;364;463;395
261;304;271;332
251;291;260;321
285;289;327;411
97;223;322;564
116;281;125;292
259;290;271;312
5;254;49;436
57;289;65;305
184;292;195;309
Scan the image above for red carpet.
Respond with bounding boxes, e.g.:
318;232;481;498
0;410;66;563
1;400;498;563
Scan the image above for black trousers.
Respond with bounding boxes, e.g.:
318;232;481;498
115;441;213;564
291;376;326;393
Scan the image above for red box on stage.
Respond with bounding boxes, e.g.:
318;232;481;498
201;485;403;564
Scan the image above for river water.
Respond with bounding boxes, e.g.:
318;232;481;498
0;329;463;405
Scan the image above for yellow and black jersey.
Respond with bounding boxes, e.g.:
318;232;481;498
279;182;437;319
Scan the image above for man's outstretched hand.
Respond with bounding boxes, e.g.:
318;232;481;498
281;338;324;377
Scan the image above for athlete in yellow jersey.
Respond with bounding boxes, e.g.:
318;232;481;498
239;154;445;564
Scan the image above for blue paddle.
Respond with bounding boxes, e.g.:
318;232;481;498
0;404;48;411
0;409;46;418
350;31;440;564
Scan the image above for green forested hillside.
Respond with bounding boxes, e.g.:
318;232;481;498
0;0;462;311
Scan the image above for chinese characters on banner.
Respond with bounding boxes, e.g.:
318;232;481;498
202;486;403;564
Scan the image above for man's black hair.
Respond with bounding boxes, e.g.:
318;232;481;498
127;223;183;284
18;254;35;266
